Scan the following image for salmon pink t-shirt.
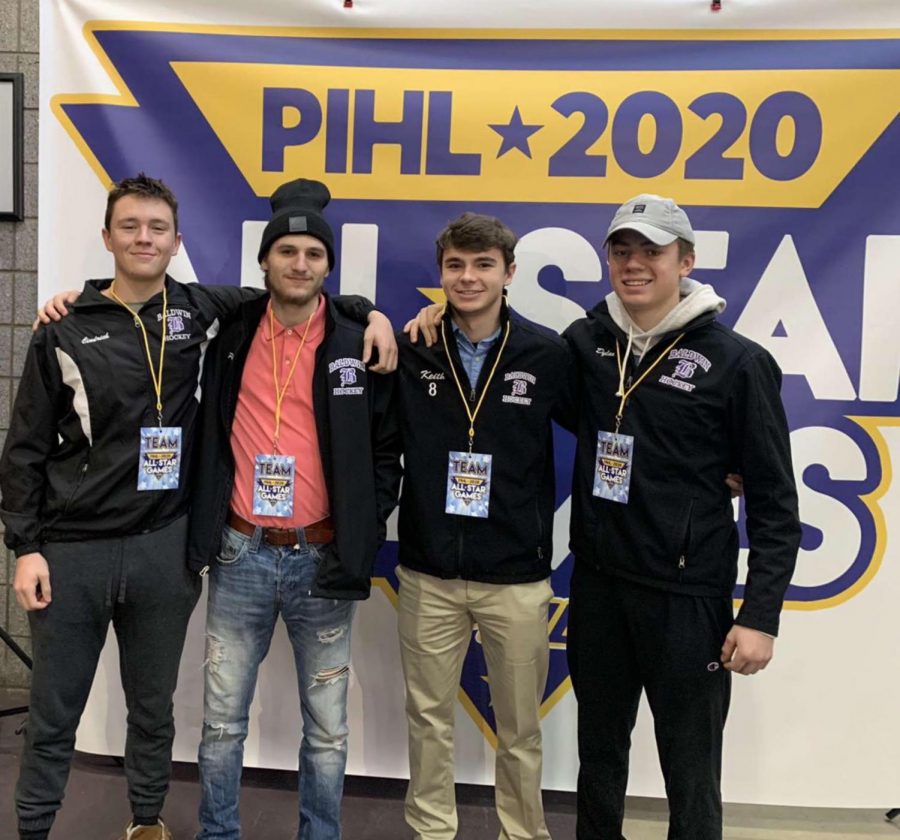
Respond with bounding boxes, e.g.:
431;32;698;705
229;296;329;527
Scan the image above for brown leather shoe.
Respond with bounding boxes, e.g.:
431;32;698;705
118;820;173;840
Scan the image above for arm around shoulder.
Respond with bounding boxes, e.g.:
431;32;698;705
332;296;397;372
190;283;263;319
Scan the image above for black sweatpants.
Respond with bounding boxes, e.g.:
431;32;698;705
16;516;200;836
567;565;733;840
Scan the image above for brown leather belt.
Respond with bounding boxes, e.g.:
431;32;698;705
227;510;335;546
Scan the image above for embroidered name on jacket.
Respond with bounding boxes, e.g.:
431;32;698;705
502;371;535;405
329;357;366;395
81;332;110;344
659;348;712;393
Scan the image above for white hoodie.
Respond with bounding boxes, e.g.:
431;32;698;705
605;277;726;364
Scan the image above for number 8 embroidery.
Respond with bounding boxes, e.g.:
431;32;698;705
428;382;437;397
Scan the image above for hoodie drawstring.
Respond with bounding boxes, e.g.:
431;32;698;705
615;324;633;399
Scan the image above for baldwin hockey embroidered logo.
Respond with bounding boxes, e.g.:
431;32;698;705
660;348;711;393
329;358;365;395
160;308;192;342
502;371;535;405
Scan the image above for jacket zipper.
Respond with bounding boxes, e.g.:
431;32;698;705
678;499;695;581
63;458;90;516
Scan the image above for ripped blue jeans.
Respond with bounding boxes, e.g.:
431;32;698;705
197;525;355;840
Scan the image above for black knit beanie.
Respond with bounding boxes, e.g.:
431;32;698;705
257;178;335;268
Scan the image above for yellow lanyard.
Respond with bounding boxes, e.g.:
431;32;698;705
109;282;168;425
613;333;684;433
269;305;314;452
441;317;511;453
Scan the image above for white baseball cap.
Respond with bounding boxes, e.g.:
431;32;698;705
605;194;695;246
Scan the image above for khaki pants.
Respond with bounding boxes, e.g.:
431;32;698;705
397;565;553;840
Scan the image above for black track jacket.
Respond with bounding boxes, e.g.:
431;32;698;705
396;305;576;584
564;302;801;636
187;292;402;600
0;277;250;555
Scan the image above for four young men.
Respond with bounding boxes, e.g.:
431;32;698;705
2;178;799;840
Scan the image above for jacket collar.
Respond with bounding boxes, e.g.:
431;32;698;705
444;293;512;345
75;275;191;311
242;289;337;337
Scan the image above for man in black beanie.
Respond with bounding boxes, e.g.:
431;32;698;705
187;177;402;840
256;178;337;268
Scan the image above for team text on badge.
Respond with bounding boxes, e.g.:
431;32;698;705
253;453;296;517
138;426;182;491
446;450;492;518
593;431;634;504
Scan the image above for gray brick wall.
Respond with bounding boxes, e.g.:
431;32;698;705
0;0;38;689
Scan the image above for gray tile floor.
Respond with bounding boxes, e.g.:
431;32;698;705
2;690;898;839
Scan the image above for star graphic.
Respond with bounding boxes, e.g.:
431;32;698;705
416;286;446;305
489;107;543;159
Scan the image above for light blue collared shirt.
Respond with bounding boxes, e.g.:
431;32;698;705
451;320;502;392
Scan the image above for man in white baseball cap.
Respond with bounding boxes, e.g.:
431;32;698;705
564;194;800;839
604;192;696;247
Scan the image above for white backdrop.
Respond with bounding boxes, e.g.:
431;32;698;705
37;0;900;807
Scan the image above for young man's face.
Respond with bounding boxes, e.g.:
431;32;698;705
261;234;329;310
607;229;694;326
440;246;514;321
102;195;181;286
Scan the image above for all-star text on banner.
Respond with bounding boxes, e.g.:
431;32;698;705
52;23;900;743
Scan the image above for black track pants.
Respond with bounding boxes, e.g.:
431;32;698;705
16;516;200;835
568;566;733;840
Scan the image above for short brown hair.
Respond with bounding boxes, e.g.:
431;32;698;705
676;237;695;259
435;213;517;270
105;173;179;233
